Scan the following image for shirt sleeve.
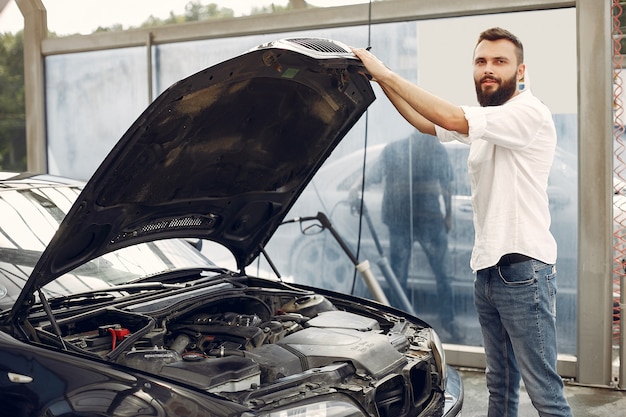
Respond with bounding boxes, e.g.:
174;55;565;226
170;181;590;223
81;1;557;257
460;93;547;149
435;91;547;149
434;122;471;145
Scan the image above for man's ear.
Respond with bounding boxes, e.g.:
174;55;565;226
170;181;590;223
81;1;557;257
518;64;527;91
517;63;526;81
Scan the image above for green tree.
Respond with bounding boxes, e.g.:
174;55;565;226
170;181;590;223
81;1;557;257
183;1;234;21
0;31;25;172
136;1;235;29
94;1;315;32
251;0;309;14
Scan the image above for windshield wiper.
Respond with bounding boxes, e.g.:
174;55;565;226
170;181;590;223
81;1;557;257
129;266;231;284
44;268;235;310
47;282;182;309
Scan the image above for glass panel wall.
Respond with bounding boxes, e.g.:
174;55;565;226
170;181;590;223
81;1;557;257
44;7;577;354
46;47;149;180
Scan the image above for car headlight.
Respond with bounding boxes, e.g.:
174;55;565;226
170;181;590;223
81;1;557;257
260;400;367;417
430;328;447;389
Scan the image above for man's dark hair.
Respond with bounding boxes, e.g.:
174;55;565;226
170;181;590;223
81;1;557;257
476;27;524;64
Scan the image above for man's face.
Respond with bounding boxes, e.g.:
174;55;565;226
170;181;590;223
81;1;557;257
473;38;524;107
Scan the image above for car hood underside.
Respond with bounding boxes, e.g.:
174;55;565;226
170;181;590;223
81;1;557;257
12;39;375;317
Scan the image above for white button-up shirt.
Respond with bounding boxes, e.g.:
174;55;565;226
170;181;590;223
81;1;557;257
435;90;557;271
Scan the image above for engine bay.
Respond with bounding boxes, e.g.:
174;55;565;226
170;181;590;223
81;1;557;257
36;282;445;415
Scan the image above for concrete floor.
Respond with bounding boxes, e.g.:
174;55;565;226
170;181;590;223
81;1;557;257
458;368;626;416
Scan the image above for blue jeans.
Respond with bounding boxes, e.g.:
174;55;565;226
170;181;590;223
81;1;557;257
474;258;573;417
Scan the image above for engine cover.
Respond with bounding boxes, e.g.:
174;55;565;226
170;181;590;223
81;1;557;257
278;314;407;378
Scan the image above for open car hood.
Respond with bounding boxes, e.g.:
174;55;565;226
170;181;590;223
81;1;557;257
16;38;374;310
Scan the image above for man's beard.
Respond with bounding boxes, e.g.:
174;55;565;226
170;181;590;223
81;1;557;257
475;74;518;107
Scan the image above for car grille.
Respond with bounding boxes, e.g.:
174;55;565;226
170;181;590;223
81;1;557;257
408;361;432;409
374;374;406;417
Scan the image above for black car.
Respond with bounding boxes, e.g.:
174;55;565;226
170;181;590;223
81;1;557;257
0;38;463;417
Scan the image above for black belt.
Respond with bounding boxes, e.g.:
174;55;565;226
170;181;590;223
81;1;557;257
496;253;532;266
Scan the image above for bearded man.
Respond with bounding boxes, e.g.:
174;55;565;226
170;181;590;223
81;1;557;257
353;27;574;417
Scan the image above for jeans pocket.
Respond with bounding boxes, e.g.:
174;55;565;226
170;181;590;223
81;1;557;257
497;260;536;286
544;267;558;316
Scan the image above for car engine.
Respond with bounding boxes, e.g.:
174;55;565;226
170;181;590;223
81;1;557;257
40;281;446;417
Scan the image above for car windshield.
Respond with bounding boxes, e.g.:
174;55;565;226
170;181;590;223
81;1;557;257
0;183;216;312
